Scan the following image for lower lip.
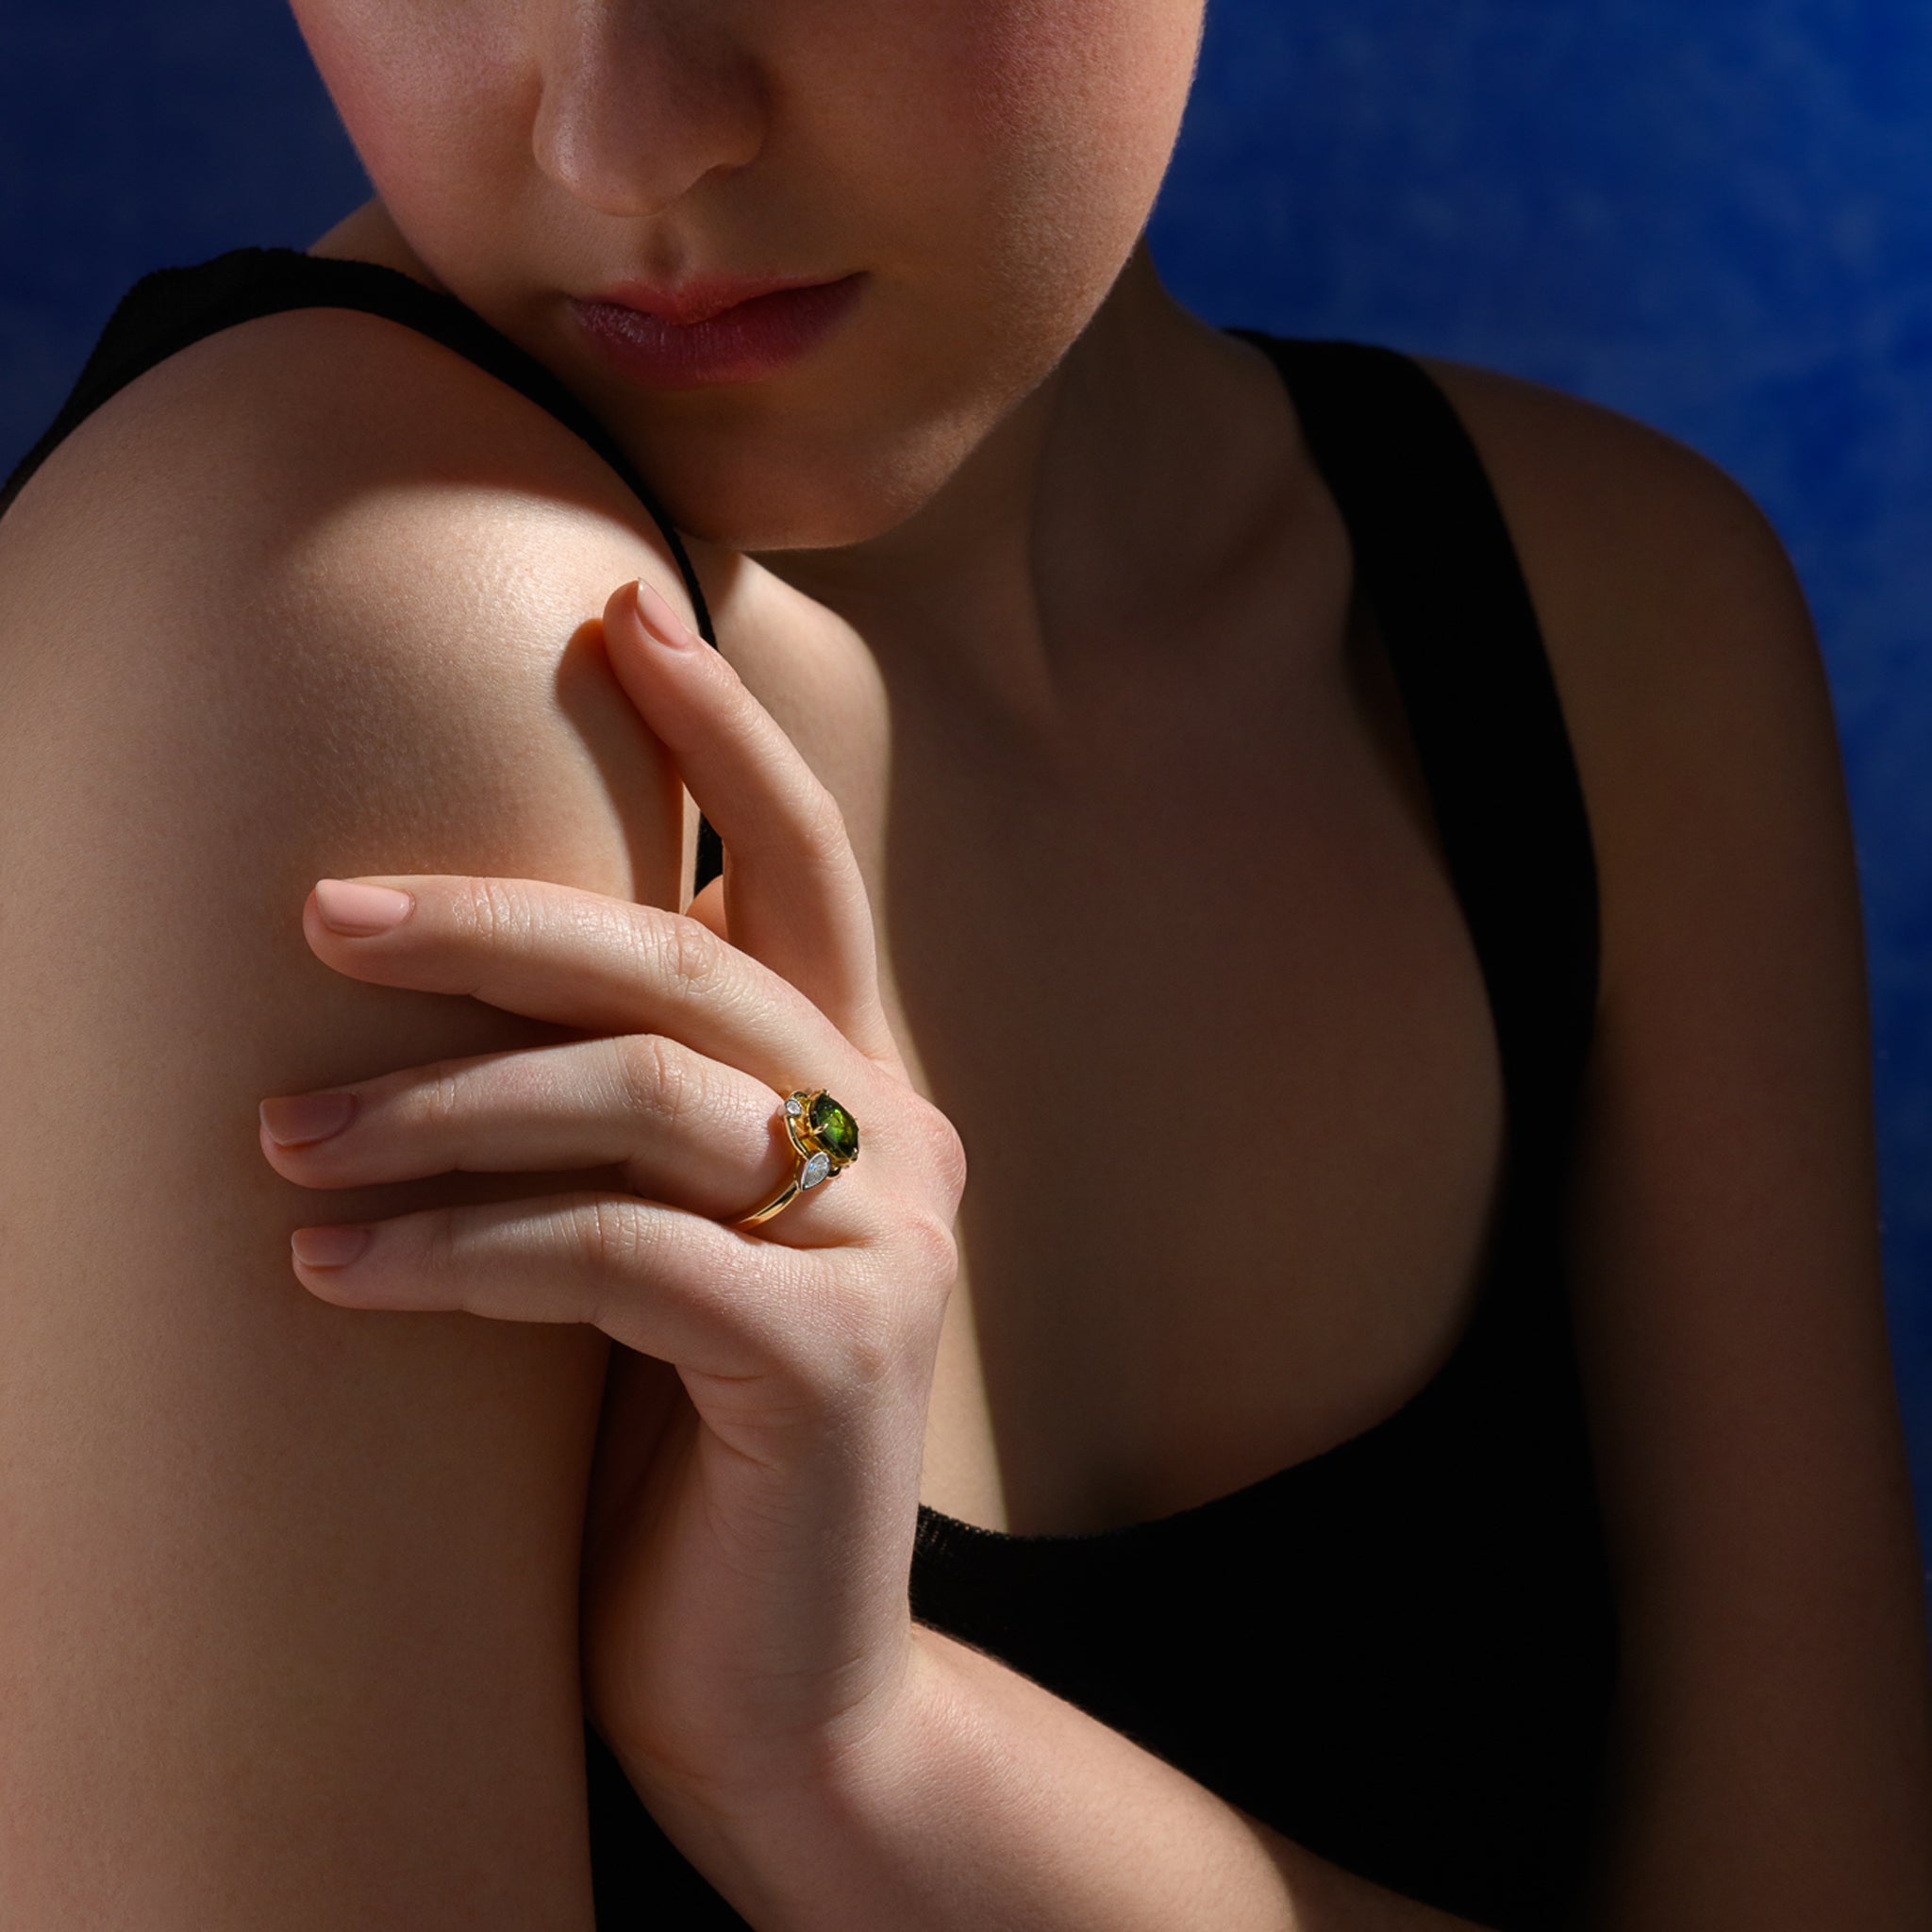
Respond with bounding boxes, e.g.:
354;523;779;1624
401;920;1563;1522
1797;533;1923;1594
569;275;865;390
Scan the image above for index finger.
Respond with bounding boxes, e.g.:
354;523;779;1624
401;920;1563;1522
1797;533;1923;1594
300;873;852;1101
603;576;898;1067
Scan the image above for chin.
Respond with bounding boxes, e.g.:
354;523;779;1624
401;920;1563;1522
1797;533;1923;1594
648;441;966;556
656;483;909;554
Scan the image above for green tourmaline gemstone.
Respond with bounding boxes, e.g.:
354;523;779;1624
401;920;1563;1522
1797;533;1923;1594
808;1091;859;1161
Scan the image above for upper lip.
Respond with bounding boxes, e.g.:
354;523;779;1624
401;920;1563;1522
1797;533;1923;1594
578;273;853;326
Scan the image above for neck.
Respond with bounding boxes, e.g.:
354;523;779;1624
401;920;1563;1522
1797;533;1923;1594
745;240;1295;727
309;204;1298;731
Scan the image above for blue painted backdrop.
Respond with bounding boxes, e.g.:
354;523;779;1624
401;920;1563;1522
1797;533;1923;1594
5;2;1929;1615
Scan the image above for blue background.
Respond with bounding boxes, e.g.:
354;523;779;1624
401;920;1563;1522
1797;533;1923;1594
5;2;1929;1620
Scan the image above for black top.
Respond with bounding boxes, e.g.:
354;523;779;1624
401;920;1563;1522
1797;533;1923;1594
2;246;1621;1931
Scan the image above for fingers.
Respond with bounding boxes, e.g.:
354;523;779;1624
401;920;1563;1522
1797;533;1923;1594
300;872;852;1103
259;1033;832;1229
286;1189;812;1383
602;578;898;1068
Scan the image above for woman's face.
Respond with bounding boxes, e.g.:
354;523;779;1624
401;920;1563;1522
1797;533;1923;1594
290;0;1206;552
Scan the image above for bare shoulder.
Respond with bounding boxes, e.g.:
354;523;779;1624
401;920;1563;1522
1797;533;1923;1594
1409;351;1840;994
1411;355;1795;742
0;294;703;710
1411;353;1932;1923
0;296;712;929
0;308;702;1924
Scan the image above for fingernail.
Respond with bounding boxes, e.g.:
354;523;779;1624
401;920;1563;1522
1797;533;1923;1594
314;879;414;935
260;1091;358;1146
291;1224;372;1268
633;577;700;650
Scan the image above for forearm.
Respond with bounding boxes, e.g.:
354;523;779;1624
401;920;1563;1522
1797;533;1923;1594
618;1624;1491;1931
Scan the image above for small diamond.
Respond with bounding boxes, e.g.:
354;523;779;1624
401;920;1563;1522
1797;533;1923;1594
784;1096;804;1117
799;1151;832;1189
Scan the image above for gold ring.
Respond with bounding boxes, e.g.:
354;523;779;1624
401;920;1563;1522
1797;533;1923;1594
736;1089;861;1226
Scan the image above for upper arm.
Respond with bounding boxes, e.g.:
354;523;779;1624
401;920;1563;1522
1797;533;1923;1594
0;311;698;1926
1419;355;1932;1928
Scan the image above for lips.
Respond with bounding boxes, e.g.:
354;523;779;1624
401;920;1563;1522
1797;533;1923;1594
568;272;867;389
587;272;847;325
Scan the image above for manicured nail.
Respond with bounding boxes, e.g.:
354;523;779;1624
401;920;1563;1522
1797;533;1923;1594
314;879;414;935
260;1091;358;1146
291;1224;372;1268
633;576;699;650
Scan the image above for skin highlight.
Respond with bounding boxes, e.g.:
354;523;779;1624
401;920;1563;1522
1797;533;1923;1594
287;0;1430;1562
287;0;1305;724
6;5;1929;1924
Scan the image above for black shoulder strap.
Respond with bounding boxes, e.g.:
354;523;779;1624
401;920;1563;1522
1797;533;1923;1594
1225;331;1601;1199
3;247;716;643
3;244;728;891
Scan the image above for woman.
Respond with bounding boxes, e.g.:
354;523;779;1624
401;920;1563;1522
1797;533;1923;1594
3;3;1927;1926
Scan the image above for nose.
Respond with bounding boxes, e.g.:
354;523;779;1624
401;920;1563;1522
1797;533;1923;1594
530;4;765;218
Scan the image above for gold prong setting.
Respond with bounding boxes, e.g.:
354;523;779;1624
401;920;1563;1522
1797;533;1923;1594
783;1089;859;1190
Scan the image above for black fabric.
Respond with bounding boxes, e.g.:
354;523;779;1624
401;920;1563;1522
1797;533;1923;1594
907;342;1619;1930
2;251;1619;1930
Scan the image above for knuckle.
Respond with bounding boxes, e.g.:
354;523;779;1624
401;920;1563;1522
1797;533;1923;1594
572;1195;650;1280
656;908;722;1002
614;1032;696;1133
421;1057;469;1134
456;874;521;947
858;1236;953;1377
451;876;545;994
824;1273;904;1391
908;1095;969;1204
426;1203;467;1280
788;784;862;901
899;1207;961;1294
770;1251;929;1407
799;777;851;856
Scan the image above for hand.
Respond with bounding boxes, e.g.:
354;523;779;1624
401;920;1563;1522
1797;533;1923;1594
256;577;967;1804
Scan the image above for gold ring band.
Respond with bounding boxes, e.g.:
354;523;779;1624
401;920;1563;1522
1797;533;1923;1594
736;1089;861;1226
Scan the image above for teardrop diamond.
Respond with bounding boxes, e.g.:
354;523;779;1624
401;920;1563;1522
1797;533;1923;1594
799;1150;832;1189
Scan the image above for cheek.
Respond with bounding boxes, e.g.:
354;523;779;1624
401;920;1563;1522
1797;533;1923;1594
860;4;1202;374
289;1;524;228
952;0;1200;209
283;0;1205;550
658;0;1205;548
658;3;1202;549
963;0;1202;159
882;0;1202;315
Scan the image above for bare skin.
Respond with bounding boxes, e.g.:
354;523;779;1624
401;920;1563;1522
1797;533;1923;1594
310;195;1493;1539
8;0;1924;1914
291;195;1932;1927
